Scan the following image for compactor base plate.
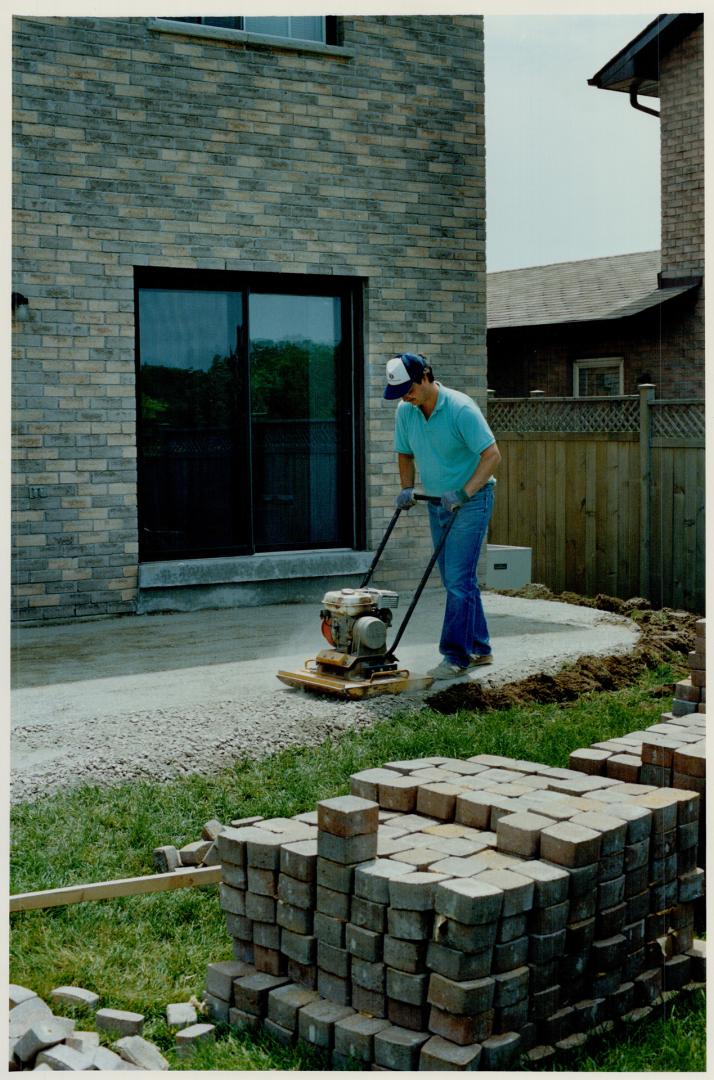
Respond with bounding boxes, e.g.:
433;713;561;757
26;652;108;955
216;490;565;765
276;662;434;699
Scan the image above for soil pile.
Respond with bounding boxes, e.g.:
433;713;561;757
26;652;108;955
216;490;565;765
427;588;698;716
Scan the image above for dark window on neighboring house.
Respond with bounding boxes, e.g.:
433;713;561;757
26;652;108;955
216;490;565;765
573;357;624;397
135;270;362;562
165;15;338;44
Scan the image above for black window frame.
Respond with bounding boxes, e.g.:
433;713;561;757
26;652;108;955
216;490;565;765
133;267;365;563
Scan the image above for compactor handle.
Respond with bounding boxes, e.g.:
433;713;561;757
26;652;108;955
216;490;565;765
360;493;440;589
387;504;459;657
360;508;402;589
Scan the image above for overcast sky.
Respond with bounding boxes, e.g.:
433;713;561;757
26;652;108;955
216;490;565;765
485;13;661;273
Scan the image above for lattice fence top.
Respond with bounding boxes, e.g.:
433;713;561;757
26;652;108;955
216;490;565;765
488;397;640;434
650;400;705;440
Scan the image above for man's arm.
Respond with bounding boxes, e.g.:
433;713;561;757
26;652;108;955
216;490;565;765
462;442;501;497
398;452;416;489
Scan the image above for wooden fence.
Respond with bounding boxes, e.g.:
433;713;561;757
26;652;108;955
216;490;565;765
487;387;705;613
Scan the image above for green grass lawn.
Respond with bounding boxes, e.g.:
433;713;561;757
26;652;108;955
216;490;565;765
10;660;706;1071
548;987;706;1072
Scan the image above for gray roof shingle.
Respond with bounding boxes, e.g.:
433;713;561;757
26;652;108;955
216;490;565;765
487;250;669;329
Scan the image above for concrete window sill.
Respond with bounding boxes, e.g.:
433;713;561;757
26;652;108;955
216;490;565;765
137;550;376;613
139;550;374;590
148;18;355;60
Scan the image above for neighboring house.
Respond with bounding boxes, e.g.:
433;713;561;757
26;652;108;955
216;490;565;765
12;15;486;622
487;249;700;398
487;13;704;400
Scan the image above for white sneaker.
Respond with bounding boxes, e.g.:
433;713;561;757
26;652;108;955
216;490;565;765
427;659;468;680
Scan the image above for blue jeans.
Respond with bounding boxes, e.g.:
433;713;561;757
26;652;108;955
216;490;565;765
427;485;494;668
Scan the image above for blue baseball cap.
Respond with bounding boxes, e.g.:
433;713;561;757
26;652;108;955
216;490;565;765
384;353;427;399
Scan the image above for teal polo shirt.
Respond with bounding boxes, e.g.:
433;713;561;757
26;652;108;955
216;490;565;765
394;383;496;496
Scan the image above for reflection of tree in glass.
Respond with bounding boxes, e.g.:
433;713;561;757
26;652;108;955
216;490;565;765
250;340;336;420
140;353;241;427
140;340;337;427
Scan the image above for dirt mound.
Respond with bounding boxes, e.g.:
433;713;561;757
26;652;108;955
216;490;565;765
426;590;698;716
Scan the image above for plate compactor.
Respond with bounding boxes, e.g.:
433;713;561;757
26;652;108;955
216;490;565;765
277;494;458;699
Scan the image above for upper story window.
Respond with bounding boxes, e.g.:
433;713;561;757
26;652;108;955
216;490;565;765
166;15;335;45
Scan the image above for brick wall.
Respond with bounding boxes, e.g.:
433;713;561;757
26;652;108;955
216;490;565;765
12;15;486;621
659;22;704;278
657;21;704;398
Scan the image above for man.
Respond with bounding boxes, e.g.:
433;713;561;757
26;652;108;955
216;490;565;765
384;352;501;679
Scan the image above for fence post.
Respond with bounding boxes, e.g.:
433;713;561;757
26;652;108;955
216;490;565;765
638;384;655;599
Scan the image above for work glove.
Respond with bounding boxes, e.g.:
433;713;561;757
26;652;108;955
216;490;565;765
441;488;469;512
395;487;416;510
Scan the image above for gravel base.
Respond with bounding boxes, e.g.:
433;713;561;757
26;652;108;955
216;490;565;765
11;595;640;805
11;692;410;805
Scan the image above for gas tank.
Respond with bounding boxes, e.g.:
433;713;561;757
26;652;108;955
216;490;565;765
321;587;399;616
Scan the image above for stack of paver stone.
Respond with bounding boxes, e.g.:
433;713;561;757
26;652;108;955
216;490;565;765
569;617;706;865
204;749;705;1069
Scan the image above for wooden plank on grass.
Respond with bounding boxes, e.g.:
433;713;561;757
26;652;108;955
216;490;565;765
10;865;222;913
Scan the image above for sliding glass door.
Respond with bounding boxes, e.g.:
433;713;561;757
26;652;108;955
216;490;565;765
136;272;359;561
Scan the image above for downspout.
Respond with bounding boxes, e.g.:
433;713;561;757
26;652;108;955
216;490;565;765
629;88;660;118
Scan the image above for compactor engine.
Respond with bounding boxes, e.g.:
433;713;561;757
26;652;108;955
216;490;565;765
318;587;399;679
276;493;457;698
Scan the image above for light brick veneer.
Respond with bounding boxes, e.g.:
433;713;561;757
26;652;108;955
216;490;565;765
12;15;486;621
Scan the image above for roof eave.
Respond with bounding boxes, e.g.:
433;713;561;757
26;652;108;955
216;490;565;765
588;13;703;97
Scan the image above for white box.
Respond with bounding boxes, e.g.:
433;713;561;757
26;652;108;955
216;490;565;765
485;544;532;590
